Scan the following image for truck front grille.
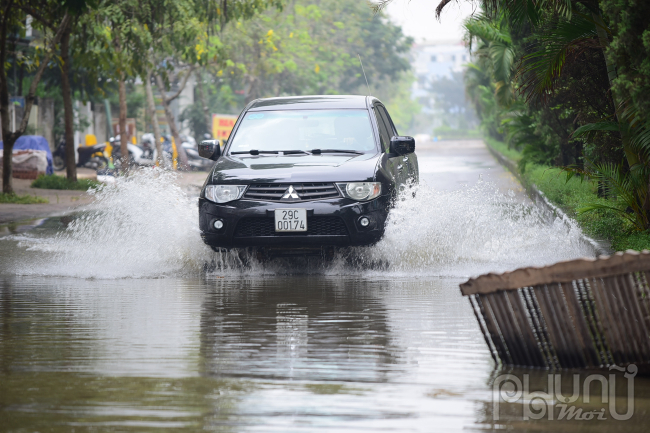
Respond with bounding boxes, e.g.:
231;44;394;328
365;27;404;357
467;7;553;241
243;183;340;202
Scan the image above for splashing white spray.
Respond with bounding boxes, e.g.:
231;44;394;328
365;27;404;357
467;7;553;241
356;181;592;277
9;170;592;279
15;168;212;279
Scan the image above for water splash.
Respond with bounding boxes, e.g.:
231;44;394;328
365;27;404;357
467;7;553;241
13;168;212;279
354;181;592;277
7;170;592;279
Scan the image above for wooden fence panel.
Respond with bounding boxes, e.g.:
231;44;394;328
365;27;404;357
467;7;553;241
460;250;650;371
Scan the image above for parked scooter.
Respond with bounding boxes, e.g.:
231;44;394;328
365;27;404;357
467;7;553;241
108;134;173;168
181;134;214;170
52;139;109;171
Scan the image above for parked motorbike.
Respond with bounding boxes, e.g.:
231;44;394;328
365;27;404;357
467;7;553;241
108;134;173;169
52;140;109;171
181;134;214;170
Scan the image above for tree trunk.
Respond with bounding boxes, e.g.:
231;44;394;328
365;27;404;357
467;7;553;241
244;75;259;105
144;67;163;165
2;137;15;194
154;74;189;168
195;69;212;137
1;9;70;193
1;27;12;194
60;21;77;182
118;73;129;170
17;61;23;97
1;3;15;194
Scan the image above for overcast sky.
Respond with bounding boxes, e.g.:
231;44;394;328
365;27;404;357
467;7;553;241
383;0;479;43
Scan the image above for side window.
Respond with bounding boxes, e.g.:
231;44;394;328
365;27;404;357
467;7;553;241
373;107;392;152
378;105;398;136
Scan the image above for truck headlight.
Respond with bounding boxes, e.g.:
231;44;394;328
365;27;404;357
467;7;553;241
204;185;247;203
337;182;381;201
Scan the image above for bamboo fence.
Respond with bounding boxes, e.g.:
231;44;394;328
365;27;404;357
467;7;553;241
460;250;650;371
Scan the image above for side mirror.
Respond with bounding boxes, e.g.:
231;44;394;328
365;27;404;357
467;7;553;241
389;136;415;155
198;140;221;160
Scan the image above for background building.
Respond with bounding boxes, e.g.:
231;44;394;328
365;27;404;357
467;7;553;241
409;39;478;136
411;40;467;113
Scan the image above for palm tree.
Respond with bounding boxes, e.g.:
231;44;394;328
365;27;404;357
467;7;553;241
465;13;517;107
378;0;650;229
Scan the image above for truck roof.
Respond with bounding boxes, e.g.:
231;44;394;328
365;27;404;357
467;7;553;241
248;95;373;111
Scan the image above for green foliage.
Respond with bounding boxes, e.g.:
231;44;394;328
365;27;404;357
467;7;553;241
179;0;418;137
565;160;650;231
572;121;620;140
10;0;420;146
485;136;522;161
464;0;646;235
31;175;100;190
601;0;650;131
0;193;49;204
213;0;412;100
502;110;557;172
465;13;516;106
107;83;145;129
615;231;650;252
518;12;598;101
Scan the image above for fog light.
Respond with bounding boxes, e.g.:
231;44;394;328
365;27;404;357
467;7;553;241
359;217;370;227
213;219;224;230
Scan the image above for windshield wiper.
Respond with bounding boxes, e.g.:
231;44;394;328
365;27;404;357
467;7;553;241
311;149;363;155
231;149;310;155
280;150;310;155
231;150;278;155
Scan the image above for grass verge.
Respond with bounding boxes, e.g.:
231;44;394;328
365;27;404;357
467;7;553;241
484;137;650;251
31;174;100;190
0;192;48;204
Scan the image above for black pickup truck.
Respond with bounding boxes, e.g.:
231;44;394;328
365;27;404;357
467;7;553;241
197;95;418;255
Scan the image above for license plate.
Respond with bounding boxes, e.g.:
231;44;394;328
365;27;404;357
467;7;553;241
274;209;307;232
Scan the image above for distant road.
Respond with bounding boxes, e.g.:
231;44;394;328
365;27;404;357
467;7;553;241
416;139;529;202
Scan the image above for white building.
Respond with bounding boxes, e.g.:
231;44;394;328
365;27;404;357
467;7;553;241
411;40;468;112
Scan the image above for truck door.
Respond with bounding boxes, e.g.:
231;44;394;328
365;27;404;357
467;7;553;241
378;105;418;186
373;104;407;195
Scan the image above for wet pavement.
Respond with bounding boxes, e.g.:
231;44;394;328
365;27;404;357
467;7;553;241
1;140;648;432
416;140;524;194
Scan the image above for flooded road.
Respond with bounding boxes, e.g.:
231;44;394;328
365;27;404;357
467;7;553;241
1;140;648;431
0;276;488;431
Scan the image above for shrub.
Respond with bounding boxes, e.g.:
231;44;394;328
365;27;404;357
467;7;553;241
31;175;100;191
0;193;48;204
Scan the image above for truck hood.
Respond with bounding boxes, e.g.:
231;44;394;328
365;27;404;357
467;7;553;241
209;153;381;184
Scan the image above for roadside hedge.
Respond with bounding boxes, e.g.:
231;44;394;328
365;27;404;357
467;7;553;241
31;175;100;191
0;193;48;204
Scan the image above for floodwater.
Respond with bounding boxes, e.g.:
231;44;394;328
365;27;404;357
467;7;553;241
1;140;648;432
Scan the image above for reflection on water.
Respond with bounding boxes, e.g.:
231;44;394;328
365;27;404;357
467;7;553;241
1;275;648;432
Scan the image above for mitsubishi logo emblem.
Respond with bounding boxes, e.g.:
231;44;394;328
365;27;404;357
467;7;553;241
282;185;300;200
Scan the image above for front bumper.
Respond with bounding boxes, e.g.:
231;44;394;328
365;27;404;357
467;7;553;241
199;195;389;249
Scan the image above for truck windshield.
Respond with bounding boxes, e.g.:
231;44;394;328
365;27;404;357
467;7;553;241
228;110;376;154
